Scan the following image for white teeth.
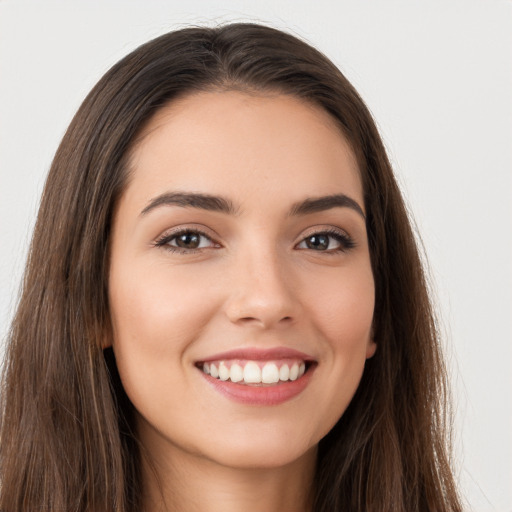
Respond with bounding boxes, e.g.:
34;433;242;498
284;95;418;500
230;363;243;383
218;362;229;381
201;359;309;384
243;361;262;383
261;363;279;384
289;363;299;381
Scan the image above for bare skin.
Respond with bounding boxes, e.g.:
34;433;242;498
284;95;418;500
108;91;375;511
141;439;316;512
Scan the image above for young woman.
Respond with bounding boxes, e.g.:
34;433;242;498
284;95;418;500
0;23;462;511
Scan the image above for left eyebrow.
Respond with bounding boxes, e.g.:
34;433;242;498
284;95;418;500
140;192;238;216
289;194;365;219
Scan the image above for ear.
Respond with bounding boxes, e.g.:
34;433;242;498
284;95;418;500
100;321;114;349
366;322;377;359
366;324;377;359
366;339;377;359
101;337;112;349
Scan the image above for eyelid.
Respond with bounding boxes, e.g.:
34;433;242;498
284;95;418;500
153;225;221;251
298;225;351;240
295;225;356;252
152;224;355;254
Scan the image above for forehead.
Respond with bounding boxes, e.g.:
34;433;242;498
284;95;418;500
124;90;363;212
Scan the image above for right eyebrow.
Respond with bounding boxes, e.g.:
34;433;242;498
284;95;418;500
140;192;238;217
289;194;366;219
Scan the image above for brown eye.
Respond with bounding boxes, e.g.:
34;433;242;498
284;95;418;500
296;230;355;253
175;232;201;249
304;234;330;251
155;229;217;252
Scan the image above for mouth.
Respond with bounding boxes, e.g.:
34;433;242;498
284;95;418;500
195;348;317;405
196;359;312;386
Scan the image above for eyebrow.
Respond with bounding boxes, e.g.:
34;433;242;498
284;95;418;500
140;192;238;216
289;194;365;219
140;191;365;219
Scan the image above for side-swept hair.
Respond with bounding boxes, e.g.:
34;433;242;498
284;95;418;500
0;23;461;511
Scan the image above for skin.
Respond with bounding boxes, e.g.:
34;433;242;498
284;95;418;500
108;91;376;512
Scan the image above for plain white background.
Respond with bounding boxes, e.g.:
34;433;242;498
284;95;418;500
0;1;510;510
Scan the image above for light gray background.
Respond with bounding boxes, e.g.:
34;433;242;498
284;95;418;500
1;1;510;510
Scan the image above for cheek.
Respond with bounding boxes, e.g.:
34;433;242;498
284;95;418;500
303;264;375;428
109;259;220;350
312;265;375;348
108;262;218;419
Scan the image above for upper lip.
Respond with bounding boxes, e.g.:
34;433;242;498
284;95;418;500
197;347;316;363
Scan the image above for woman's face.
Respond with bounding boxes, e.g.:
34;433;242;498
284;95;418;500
108;91;376;470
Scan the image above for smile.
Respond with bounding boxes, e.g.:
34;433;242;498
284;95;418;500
200;359;307;385
196;348;316;405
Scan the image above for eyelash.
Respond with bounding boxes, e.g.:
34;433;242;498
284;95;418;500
153;228;218;254
153;227;356;254
297;228;356;253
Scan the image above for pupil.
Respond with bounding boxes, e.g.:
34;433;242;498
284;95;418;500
307;235;328;250
177;232;200;248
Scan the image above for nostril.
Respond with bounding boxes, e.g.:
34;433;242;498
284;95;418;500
234;315;294;328
239;316;258;322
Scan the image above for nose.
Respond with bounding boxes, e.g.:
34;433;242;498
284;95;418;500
224;250;300;329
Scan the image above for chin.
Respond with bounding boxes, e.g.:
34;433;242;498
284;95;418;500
209;441;317;471
195;423;319;470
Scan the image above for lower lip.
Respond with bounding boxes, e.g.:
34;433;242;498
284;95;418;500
199;365;315;406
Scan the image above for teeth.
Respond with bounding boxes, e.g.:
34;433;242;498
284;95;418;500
201;359;308;385
218;362;229;381
289;363;299;381
243;362;262;383
230;363;243;383
261;363;279;384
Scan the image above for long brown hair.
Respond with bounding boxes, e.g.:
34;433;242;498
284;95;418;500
0;23;462;511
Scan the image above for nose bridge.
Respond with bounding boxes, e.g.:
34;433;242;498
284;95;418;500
225;239;298;328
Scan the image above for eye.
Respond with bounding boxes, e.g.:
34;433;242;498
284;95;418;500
296;230;355;252
154;228;218;253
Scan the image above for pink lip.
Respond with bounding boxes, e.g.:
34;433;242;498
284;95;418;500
200;368;315;406
198;347;315;363
196;346;317;406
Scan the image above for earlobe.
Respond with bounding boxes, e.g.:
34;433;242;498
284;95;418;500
366;340;377;359
101;338;112;349
366;323;377;359
100;325;114;349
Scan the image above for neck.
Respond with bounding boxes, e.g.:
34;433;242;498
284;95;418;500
140;438;316;512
